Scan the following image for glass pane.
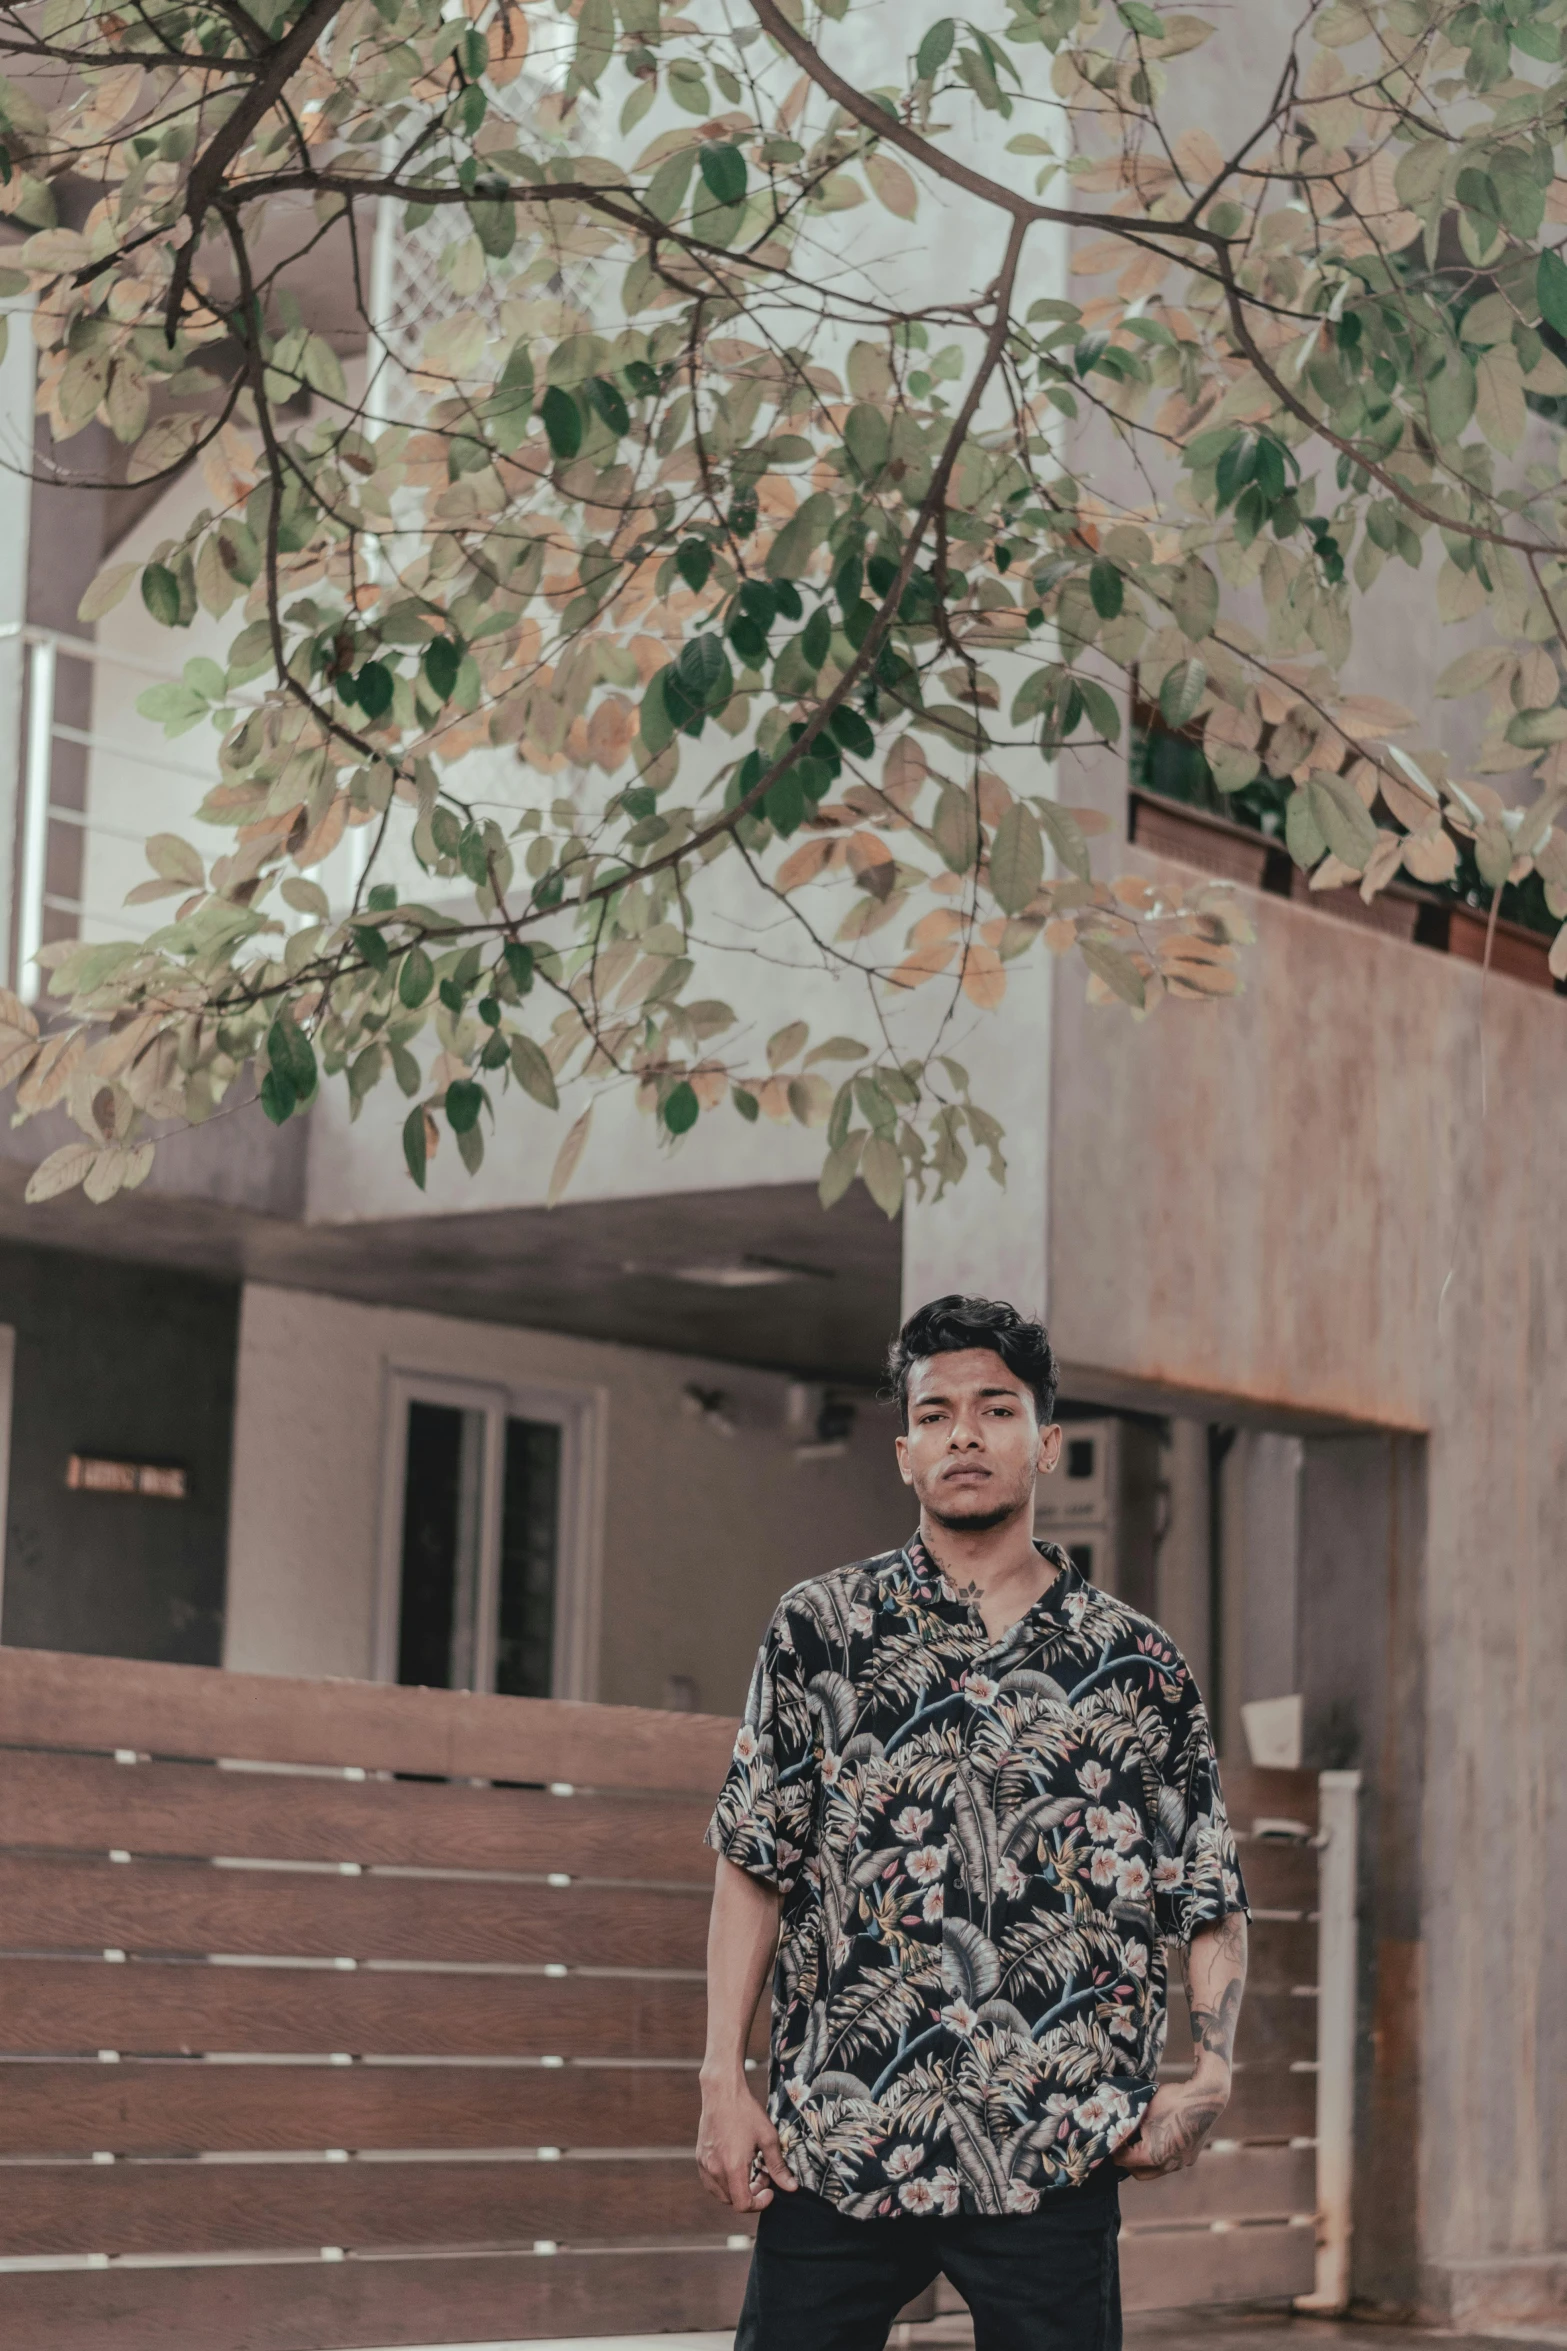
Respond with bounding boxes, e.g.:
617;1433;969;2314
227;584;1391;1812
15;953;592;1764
398;1401;485;1690
495;1417;561;1699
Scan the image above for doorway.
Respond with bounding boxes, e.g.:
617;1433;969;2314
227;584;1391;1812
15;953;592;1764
374;1372;603;1700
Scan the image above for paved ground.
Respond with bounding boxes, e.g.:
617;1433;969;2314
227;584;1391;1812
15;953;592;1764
387;2315;1567;2351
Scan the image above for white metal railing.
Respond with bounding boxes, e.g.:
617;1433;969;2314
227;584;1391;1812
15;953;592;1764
5;621;204;1001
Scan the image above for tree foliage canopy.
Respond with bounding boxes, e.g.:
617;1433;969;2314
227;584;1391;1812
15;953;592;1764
2;0;1565;1211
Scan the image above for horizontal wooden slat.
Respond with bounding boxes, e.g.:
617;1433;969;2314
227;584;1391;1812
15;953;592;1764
0;2144;1315;2264
0;2054;1307;2163
0;1855;708;1970
0;1956;751;2062
938;2211;1315;2320
1240;1915;1318;1994
1120;2142;1316;2228
1213;1765;1319;1834
0;2154;744;2259
1229;1839;1317;1910
0;1649;736;1794
1122;2216;1317;2309
1165;1985;1316;2068
0;1752;717;1883
0;2244;752;2351
0;2059;701;2157
1;1860;1312;1978
1152;2061;1315;2142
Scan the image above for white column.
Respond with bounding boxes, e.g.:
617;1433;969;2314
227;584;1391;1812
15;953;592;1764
0;294;35;990
1297;1767;1361;2313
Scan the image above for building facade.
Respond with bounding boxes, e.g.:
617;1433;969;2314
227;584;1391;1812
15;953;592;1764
0;62;1563;2343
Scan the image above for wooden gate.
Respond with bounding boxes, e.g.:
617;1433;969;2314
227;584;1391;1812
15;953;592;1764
0;1650;1348;2348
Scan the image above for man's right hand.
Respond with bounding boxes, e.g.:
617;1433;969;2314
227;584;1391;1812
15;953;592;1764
695;2071;797;2210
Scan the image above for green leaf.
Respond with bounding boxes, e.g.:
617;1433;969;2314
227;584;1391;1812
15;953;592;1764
1285;786;1326;869
765;491;834;580
675;539;712;591
677;631;731;709
989;803;1044;912
644;148;696;223
916;17;955;75
698;142;747;206
585;375;630;437
860;1131;905;1216
402;1104;428;1189
424;638;461;700
640;668;677;756
662;1078;699;1135
445;1078;483;1134
766;772;805;834
1170;556;1218;642
1089;558;1122;619
1076;678;1121;744
399;946;434;1007
1474;345;1525;455
352;923;390;973
1118;0;1165;30
470;190;515;260
844;403;890;478
1078;936;1145;1008
1158;657;1206;730
1505;705;1567;748
509;1032;559;1108
830;705;876;758
141;562;180;626
259;1068;295;1125
503;941;535;993
1037;799;1091;882
800;606;832;669
541;384;582;460
267;1015;316;1100
733;1083;760;1122
1540;251;1567;339
352;661;394;720
1306;773;1377;869
1425;351;1475;444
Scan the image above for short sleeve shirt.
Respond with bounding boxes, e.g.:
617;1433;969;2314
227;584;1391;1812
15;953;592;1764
706;1538;1247;2219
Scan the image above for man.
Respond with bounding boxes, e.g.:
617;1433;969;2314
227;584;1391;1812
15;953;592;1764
698;1294;1248;2351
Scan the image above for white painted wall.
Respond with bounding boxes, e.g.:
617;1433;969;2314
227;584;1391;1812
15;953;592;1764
224;1282;908;1715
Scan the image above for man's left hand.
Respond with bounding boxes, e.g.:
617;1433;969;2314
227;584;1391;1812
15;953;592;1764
1113;2062;1229;2181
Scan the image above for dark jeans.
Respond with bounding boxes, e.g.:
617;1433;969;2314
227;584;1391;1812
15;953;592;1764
735;2167;1121;2351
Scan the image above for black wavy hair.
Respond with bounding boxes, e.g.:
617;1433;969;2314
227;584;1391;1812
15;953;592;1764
884;1294;1059;1430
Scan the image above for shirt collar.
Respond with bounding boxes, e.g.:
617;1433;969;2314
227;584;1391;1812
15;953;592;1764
900;1532;1080;1625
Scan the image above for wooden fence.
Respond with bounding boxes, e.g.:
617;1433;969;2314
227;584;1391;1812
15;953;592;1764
0;1648;1344;2348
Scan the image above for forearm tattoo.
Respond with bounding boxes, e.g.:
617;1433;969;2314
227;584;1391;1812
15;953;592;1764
1135;2091;1226;2171
1188;1976;1243;2064
1185;1911;1248;2068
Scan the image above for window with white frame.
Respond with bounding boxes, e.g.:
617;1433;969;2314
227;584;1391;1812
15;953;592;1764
375;1372;602;1701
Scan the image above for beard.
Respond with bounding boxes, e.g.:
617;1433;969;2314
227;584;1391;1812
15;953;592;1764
924;1488;1031;1535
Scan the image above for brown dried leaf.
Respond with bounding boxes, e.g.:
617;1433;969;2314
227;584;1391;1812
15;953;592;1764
16;1028;87;1115
547;1106;592;1207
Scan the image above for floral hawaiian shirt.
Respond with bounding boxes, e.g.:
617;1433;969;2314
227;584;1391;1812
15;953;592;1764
706;1537;1247;2219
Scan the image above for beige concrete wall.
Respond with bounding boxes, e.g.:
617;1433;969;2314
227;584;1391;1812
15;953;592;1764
1045;868;1567;2310
224;1282;908;1717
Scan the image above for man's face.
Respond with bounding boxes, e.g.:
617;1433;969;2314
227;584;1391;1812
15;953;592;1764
894;1347;1062;1533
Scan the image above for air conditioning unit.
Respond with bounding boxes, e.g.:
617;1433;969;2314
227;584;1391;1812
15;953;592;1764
1035;1418;1119;1592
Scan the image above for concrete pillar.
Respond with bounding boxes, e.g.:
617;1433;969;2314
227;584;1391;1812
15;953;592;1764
899;951;1053;1324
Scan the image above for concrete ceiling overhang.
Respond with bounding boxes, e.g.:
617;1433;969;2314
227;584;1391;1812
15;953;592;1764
0;1157;905;1384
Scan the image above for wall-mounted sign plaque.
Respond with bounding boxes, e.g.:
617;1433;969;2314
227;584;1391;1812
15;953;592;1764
66;1457;188;1501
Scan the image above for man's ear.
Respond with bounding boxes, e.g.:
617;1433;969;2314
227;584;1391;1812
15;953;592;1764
894;1432;914;1487
1037;1422;1063;1475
